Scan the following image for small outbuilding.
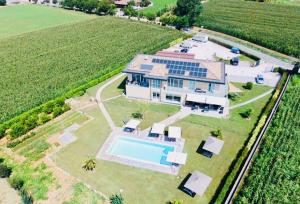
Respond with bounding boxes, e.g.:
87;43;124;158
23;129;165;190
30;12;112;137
192;34;208;43
149;123;166;137
183;171;212;197
123;119;141;133
168;126;181;142
167;152;187;165
202;136;224;155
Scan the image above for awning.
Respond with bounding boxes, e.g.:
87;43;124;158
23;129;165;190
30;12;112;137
168;126;181;139
150;123;166;135
184;171;212;196
124;119;141;129
203;136;224;155
186;94;227;106
167;152;187;165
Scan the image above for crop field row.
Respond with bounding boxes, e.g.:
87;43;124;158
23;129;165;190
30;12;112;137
235;76;300;203
0;17;183;123
198;0;300;58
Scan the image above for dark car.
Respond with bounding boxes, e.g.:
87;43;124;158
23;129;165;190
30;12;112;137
230;57;239;66
180;48;188;53
231;47;240;54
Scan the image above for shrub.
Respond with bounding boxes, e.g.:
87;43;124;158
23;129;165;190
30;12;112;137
9;177;24;190
0;0;6;6
0;158;4;163
42;102;54;114
144;12;156;21
244;82;253;90
10;123;27;139
211;128;222;138
0;164;12;178
24;114;38;130
240;108;253;119
110;194;123;204
131;111;143;119
7;140;22;148
20;189;33;204
52;106;63;118
82;158;96;171
228;92;240;101
0;125;5;139
38;113;51;125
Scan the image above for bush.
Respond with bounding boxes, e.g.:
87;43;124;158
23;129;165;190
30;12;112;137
0;125;5;139
38;113;51;125
0;0;6;6
9;177;24;190
42;102;54;114
144;12;156;21
240;108;253;119
211;129;222;138
0;164;12;178
7;140;22;148
228;92;240;101
20;189;33;204
10;123;27;139
131;111;143;119
52;106;63;118
244;82;253;90
110;194;123;204
24;114;38;130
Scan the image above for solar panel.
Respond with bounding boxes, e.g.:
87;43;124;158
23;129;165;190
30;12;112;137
140;64;153;71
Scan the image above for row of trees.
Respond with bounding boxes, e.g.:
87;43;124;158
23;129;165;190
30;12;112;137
61;0;116;15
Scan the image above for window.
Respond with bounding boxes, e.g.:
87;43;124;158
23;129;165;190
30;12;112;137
189;80;196;90
151;79;161;88
166;94;181;102
152;92;160;99
168;78;183;88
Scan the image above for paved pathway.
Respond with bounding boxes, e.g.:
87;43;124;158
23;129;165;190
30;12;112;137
96;73;126;131
204;33;294;70
229;89;274;110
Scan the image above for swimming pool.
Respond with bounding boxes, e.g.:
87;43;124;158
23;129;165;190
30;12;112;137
108;136;174;166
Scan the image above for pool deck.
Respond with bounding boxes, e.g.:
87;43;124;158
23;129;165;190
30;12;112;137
96;128;185;175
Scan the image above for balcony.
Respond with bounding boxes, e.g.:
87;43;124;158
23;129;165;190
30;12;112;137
126;80;149;88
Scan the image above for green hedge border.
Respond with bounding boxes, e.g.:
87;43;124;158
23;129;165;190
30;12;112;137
210;71;289;204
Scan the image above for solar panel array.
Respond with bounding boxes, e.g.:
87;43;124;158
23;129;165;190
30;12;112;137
152;58;207;78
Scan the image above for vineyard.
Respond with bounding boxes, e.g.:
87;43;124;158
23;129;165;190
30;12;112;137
198;0;300;58
235;75;300;203
0;17;183;123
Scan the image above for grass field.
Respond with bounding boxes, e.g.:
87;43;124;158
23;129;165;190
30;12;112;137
0;5;94;39
199;0;300;58
140;0;177;14
229;83;272;106
235;76;300;203
0;14;183;123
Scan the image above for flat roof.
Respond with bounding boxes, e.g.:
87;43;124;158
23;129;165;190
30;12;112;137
184;171;212;196
123;54;225;83
203;136;224;155
150;123;166;135
168;126;181;139
124;119;141;129
167;152;187;164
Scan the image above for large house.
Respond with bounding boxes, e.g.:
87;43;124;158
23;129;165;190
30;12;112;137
123;54;229;112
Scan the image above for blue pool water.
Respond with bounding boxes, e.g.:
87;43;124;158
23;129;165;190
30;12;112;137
108;136;174;166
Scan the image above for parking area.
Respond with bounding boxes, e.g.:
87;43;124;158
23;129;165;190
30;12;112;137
163;38;281;87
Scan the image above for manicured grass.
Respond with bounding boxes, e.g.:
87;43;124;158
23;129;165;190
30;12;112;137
229;83;272;106
0;16;183;123
238;55;256;64
140;0;177;14
104;97;180;129
0;5;93;39
64;183;106;204
53;93;271;203
101;75;126;101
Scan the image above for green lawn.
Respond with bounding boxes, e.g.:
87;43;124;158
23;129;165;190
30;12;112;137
238;55;256;64
101;75;127;101
229;83;272;106
140;0;177;14
53;92;271;203
0;5;93;39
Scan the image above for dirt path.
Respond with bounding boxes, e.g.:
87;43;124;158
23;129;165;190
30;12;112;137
0;179;21;204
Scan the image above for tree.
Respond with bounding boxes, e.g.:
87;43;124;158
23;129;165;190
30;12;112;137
123;5;138;17
144;12;156;21
82;158;96;171
244;82;253;90
0;0;6;6
110;194;123;204
97;0;116;15
175;16;189;29
0;164;12;178
61;0;75;8
131;111;143;119
211;128;222;138
160;12;178;25
240;108;253;119
174;0;203;26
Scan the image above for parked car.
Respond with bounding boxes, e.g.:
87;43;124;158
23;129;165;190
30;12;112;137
256;74;265;84
230;57;239;66
180;48;188;53
231;47;240;54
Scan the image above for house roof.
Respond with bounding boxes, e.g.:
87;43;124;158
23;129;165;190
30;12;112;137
168;126;181;139
156;51;195;59
202;136;224;155
123;54;225;84
167;152;187;164
184;171;212;196
124;119;141;129
150;123;166;135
